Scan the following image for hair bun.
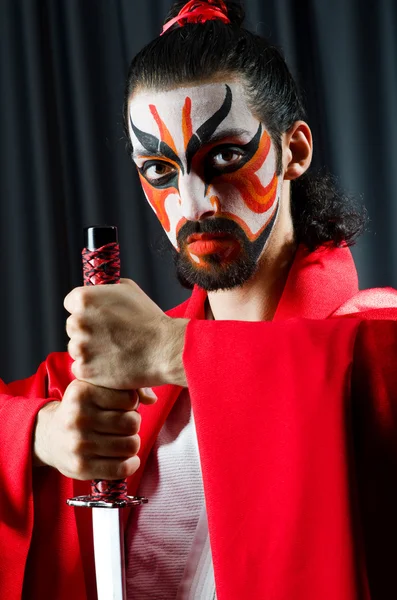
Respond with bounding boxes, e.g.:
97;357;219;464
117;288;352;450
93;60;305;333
222;1;245;27
164;1;246;29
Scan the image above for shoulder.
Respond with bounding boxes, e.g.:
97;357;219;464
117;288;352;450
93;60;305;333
332;287;397;319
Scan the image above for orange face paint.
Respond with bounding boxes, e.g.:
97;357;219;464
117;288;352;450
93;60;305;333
182;97;193;151
129;82;282;252
211;131;278;215
139;174;174;233
149;105;179;156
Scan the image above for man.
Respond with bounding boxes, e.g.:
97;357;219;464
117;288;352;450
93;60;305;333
1;1;397;599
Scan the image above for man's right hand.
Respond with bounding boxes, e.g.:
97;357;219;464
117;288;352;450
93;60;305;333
32;379;157;480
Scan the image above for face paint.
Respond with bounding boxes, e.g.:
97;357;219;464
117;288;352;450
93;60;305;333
129;82;282;290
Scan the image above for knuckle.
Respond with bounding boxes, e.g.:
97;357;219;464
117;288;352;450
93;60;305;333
116;456;140;479
75;313;89;330
68;341;77;360
70;454;87;477
65;287;90;313
129;391;139;409
70;360;82;380
127;434;141;455
73;411;89;431
63;408;85;433
115;463;129;479
117;410;141;435
71;359;92;383
109;434;140;456
129;412;141;434
69;433;87;456
70;340;91;361
63;412;78;432
67;313;91;335
74;288;91;312
65;315;73;336
65;379;92;404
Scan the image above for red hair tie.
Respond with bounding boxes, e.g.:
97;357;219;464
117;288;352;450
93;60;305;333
161;0;231;35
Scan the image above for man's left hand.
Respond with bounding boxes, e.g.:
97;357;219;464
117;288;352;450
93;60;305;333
64;279;188;389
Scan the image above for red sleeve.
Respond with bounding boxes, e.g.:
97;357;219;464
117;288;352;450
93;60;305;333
183;318;397;600
350;320;397;598
0;362;56;598
0;353;81;600
183;318;363;599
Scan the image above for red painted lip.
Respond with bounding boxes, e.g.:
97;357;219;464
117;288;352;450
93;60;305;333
186;232;232;244
188;237;240;258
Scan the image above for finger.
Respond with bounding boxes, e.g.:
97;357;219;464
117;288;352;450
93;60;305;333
65;315;74;338
92;388;136;411
91;433;141;458
64;286;88;314
92;409;141;436
130;390;140;410
72;455;141;481
67;382;136;411
68;340;91;363
137;387;158;405
66;314;92;338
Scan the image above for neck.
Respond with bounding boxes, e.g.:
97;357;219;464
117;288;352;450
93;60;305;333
207;238;296;321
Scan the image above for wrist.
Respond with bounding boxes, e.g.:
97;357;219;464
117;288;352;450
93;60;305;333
32;401;59;468
157;317;189;387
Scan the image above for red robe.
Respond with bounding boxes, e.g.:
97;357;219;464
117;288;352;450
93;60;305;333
1;245;397;600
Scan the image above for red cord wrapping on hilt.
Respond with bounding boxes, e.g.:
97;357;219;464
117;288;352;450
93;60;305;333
91;479;128;503
82;241;128;502
82;242;121;286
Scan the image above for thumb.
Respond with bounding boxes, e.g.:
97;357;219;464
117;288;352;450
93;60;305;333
137;387;158;405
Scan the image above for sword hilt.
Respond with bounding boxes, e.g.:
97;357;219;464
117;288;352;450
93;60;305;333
67;226;147;510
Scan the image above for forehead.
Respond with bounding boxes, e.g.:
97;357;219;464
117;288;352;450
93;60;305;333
128;81;259;136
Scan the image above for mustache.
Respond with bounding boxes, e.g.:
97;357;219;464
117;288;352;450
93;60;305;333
177;218;247;247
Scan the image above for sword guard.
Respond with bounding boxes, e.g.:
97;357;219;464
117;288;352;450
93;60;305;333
67;495;148;509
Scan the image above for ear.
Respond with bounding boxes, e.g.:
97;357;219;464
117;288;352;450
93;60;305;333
282;121;313;180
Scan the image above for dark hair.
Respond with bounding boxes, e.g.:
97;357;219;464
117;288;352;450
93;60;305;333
123;0;367;250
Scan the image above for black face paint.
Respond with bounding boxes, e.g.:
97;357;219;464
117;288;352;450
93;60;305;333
203;123;263;184
130;116;185;174
137;160;179;192
185;85;232;173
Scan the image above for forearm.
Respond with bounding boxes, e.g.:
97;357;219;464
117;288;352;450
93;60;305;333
32;401;59;467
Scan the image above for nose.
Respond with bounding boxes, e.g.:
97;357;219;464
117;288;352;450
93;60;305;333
178;174;216;222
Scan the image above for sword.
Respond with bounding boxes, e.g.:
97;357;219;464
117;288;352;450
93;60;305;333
67;225;148;600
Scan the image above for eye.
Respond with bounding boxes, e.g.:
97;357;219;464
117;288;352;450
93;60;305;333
142;161;176;184
209;147;244;169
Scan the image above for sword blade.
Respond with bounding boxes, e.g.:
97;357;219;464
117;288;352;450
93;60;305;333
92;507;126;600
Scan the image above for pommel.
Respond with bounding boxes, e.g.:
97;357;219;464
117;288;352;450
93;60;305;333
84;226;118;252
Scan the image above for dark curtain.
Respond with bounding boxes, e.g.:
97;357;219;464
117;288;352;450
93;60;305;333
0;0;396;382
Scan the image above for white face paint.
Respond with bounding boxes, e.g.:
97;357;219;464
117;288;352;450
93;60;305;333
128;82;282;266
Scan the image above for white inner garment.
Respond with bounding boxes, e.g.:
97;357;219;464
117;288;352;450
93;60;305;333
125;389;216;599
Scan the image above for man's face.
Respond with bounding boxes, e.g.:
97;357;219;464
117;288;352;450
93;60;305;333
129;82;282;290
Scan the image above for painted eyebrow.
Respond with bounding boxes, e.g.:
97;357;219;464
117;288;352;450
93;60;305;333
132;149;167;159
132;129;252;159
186;84;232;173
202;128;255;145
130;86;250;168
129;117;185;173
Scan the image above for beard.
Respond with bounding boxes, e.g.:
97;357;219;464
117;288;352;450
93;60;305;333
171;210;278;291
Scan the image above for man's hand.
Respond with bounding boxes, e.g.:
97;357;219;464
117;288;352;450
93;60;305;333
33;379;157;478
64;279;188;389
